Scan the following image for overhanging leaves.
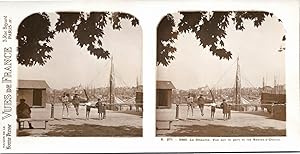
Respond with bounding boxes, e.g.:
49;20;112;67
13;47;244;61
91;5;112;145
157;11;279;67
17;12;140;66
17;13;54;66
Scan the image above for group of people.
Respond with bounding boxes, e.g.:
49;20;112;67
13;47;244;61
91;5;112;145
185;93;232;121
186;94;205;118
61;92;107;120
220;99;232;120
85;98;106;120
61;92;81;118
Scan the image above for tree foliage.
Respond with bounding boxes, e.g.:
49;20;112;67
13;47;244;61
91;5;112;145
17;13;54;66
157;11;280;66
17;12;139;66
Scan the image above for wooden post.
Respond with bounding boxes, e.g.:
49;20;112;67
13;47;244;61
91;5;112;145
271;103;274;117
50;90;55;118
50;103;54;118
175;104;179;119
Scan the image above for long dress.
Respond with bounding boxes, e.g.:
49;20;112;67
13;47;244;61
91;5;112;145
95;102;103;113
222;102;228;114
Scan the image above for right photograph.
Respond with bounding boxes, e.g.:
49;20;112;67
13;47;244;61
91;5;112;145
156;11;286;137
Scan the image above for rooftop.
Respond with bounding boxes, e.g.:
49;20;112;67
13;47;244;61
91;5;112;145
156;80;175;90
18;80;50;89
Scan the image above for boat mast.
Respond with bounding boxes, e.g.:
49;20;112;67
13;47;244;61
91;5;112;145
109;56;115;106
274;76;277;94
262;77;265;91
136;76;139;90
235;57;241;110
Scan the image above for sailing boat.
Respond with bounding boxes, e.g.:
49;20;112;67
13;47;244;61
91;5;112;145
233;57;242;111
106;56;142;111
261;75;286;117
108;56;115;109
232;57;260;111
81;55;142;112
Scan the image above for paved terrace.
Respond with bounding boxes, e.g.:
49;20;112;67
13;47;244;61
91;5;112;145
17;104;142;137
156;104;286;136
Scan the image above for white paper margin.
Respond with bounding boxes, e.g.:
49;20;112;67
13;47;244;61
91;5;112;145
0;0;299;153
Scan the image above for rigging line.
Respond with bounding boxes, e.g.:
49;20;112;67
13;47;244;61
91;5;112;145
114;69;130;87
118;73;129;87
240;70;256;88
113;70;121;87
243;76;256;88
90;60;108;86
88;68;104;87
212;58;238;89
232;78;237;96
111;69;119;87
88;59;110;87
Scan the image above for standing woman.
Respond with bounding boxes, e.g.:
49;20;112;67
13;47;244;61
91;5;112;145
61;92;70;118
73;94;80;116
187;93;194;118
95;98;104;120
222;99;228;120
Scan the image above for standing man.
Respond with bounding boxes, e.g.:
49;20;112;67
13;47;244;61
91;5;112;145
17;99;34;129
197;94;205;117
72;93;80;116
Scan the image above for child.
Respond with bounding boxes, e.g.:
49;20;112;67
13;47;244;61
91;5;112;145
85;102;92;120
102;104;106;119
95;99;103;120
227;103;232;119
210;102;216;120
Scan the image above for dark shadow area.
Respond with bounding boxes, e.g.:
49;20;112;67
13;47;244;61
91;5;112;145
161;124;285;137
243;111;286;121
118;110;143;117
17;131;31;136
17;124;142;137
47;124;142;137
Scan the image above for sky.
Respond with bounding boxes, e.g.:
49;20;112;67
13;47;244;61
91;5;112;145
18;13;142;90
157;13;286;90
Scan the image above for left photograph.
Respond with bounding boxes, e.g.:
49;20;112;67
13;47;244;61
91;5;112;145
16;12;143;137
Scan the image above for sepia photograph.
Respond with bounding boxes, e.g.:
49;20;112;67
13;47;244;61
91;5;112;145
156;11;286;137
16;12;143;137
